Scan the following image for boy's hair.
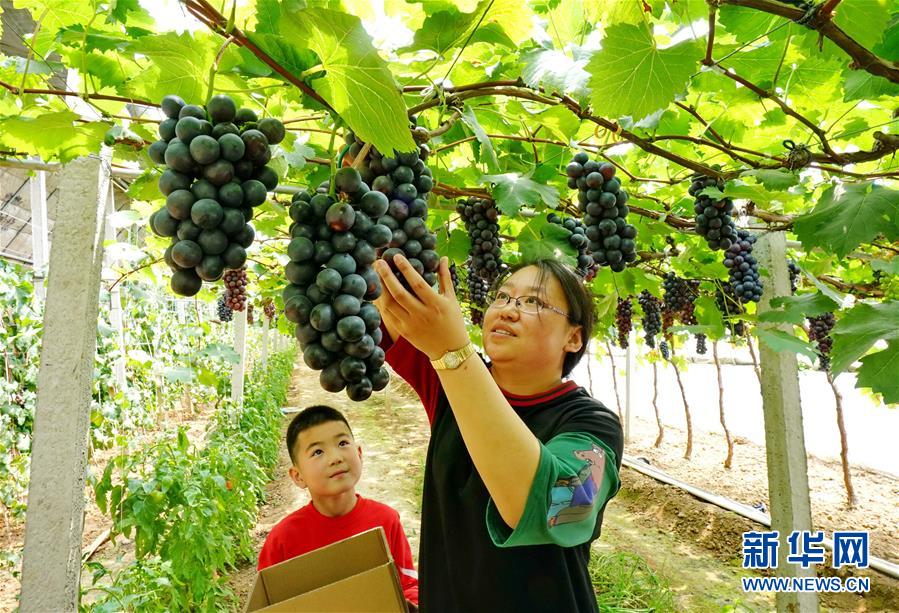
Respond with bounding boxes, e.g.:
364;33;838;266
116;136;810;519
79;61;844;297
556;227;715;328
489;259;596;378
286;405;353;464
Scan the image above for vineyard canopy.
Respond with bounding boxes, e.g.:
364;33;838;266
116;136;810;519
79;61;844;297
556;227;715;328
0;0;897;403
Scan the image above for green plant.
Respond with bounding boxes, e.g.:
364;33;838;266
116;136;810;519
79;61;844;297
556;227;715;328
85;349;295;611
589;551;677;613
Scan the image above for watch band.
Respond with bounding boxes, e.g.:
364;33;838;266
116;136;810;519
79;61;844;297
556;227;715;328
430;342;476;370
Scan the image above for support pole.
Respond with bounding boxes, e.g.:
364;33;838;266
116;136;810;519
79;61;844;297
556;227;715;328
28;168;49;302
231;308;247;406
103;180;126;391
754;231;818;613
624;329;634;443
20;155;111;613
261;316;270;370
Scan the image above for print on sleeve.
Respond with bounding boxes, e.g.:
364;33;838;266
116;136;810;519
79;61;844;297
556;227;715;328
547;444;606;528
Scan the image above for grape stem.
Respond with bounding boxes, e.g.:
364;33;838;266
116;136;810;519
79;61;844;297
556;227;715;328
106;258;162;292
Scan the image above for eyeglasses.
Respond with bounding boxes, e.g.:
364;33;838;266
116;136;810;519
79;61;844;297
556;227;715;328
486;290;570;318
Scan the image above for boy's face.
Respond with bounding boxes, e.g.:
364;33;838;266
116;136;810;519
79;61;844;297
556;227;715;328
289;420;362;498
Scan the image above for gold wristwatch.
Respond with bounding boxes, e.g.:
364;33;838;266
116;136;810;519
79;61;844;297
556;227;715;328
430;342;477;370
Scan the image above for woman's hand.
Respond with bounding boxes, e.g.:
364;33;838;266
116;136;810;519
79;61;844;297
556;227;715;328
373;254;470;361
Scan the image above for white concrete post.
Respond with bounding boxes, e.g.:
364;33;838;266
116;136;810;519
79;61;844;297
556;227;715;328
261;317;270;370
28;168;49;302
231;308;247;406
624;329;634;443
20;155;111;612
104;181;127;391
754;231;818;613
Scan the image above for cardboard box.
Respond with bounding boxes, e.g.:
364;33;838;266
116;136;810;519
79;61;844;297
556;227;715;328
245;527;408;612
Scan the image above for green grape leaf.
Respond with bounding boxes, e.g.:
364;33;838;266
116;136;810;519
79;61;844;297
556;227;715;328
586;23;701;121
740;169;799;191
756;328;819;361
164;366;195;384
460;106;499;173
12;0;95;54
127;170;163;202
717;4;780;40
279;8;416;154
437;227;471;264
832;0;890;50
0;111;107;162
842;69;899;101
244;33;320;78
871;259;899;276
794;182;899;259
829;301;899;374
517;217;577;266
409;0;533;53
123;32;217;104
521;48;591;100
855;340;899;404
760;292;840;325
481;172;559;216
409;8;476;54
586;0;645;25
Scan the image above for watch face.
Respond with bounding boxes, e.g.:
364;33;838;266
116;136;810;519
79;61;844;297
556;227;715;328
446;353;460;368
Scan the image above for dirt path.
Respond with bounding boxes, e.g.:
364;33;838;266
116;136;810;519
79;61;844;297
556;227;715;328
227;361;899;612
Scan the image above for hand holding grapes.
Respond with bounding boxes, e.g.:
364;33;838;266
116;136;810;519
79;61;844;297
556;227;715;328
374;254;469;362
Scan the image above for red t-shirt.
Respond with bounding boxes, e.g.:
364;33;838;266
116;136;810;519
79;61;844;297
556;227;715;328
257;495;419;606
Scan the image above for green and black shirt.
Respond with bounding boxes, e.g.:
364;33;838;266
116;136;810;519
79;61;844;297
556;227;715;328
382;331;624;612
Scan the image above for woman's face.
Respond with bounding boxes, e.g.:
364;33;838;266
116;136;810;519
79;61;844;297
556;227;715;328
482;266;583;377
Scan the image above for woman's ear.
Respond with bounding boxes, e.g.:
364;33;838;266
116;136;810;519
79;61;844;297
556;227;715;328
564;325;584;353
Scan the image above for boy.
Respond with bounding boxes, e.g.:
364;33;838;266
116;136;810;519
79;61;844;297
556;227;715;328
258;405;419;608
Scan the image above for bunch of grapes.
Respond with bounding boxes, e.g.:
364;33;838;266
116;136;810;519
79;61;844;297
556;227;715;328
723;230;763;303
216;294;233;322
689;175;736;251
449;263;461;297
458;197;506;285
263;299;276;320
247;304;255;325
223;267;248;311
660;340;670;360
788;260;801;294
638;290;663;349
662;273;692;313
546;213;598;280
807;312;836;371
616;297;633;348
467;264;490;326
664;274;706;353
344;131;439;289
681;304;708;355
283;169;392;401
715;284;745;337
147;94;284;296
567;152;637;272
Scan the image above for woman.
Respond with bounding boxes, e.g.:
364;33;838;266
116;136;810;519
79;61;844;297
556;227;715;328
374;254;623;612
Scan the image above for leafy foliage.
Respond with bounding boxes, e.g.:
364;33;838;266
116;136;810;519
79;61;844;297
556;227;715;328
0;0;896;406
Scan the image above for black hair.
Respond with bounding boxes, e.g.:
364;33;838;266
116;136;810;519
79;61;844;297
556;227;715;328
489;259;596;378
286;405;353;464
